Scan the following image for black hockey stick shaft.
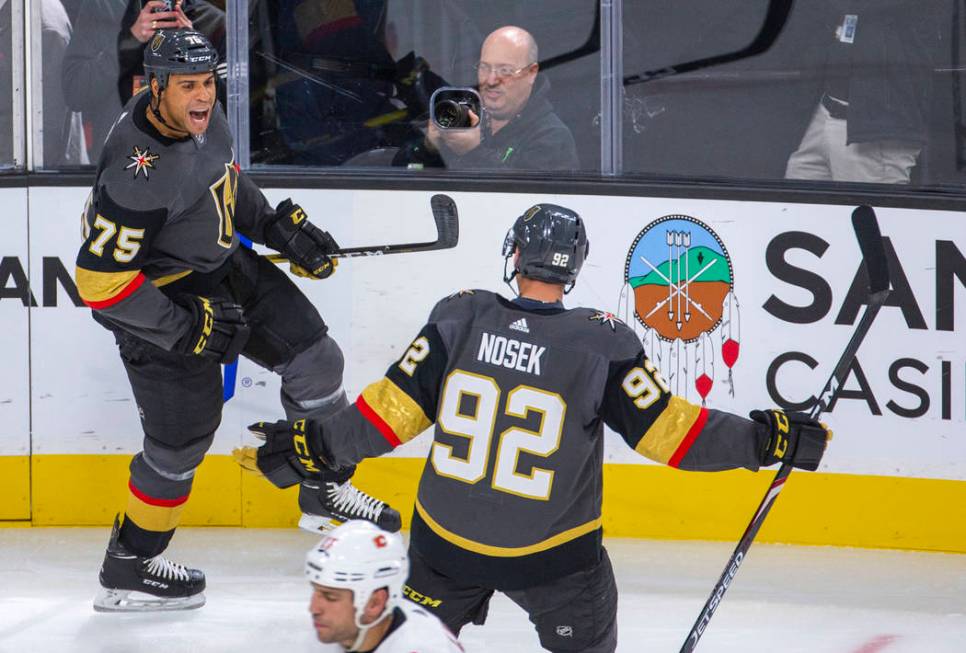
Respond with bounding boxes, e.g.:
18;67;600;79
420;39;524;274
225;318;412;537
268;193;459;263
625;0;792;86
679;206;891;653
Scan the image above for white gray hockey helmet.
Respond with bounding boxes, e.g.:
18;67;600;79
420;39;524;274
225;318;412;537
305;520;408;628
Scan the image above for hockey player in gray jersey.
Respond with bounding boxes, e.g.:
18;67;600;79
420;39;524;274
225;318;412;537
75;29;399;613
238;204;832;652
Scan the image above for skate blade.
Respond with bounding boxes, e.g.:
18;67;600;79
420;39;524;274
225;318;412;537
298;513;343;535
93;588;206;613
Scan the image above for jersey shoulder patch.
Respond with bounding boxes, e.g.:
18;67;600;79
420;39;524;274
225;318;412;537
569;307;641;360
587;310;625;331
445;288;478;300
430;288;492;321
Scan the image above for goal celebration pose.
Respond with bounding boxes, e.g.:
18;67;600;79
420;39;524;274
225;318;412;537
76;29;398;612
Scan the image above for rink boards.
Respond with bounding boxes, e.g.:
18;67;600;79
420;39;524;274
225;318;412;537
1;186;964;552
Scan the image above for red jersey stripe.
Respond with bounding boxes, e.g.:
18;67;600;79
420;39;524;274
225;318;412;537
128;480;189;508
84;272;146;309
356;395;402;448
668;407;709;468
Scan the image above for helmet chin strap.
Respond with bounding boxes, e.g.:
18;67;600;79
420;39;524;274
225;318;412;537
502;256;519;297
348;602;393;652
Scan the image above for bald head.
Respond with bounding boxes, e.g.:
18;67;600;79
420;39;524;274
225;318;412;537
482;26;539;66
478;26;539;122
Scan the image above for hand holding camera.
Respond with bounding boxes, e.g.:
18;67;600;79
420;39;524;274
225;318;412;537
427;87;483;155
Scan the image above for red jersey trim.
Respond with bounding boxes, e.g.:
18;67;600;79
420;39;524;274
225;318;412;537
356;395;402;448
84;272;146;309
668;407;709;468
128;480;190;508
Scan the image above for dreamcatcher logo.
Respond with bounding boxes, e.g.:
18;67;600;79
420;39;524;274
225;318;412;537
619;215;741;404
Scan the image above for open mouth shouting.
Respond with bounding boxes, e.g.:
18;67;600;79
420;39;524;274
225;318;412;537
187;107;211;132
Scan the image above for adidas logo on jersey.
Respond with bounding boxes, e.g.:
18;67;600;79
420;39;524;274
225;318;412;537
509;317;530;333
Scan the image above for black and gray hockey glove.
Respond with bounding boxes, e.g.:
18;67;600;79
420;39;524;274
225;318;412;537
235;419;332;488
174;295;249;364
265;199;340;280
751;409;832;471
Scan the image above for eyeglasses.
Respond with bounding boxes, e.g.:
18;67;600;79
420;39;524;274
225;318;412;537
474;62;534;79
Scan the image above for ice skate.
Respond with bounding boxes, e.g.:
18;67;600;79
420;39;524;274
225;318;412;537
93;516;206;612
298;479;402;535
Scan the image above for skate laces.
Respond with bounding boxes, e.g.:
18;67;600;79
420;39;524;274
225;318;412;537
326;481;385;521
144;555;191;582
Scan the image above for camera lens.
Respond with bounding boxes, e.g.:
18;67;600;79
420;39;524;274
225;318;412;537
435;99;470;129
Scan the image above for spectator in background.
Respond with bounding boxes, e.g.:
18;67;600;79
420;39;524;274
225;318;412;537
267;0;440;166
61;0;224;162
408;25;579;171
784;1;945;184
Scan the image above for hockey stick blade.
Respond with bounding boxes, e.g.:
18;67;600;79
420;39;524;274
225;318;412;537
679;206;891;653
852;205;889;297
267;194;459;264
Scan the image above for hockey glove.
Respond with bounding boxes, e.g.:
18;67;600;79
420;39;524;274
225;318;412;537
241;419;332;488
751;409;832;471
173;295;249;364
265;199;339;280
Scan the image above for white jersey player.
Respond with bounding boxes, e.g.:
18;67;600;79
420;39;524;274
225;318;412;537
306;521;463;652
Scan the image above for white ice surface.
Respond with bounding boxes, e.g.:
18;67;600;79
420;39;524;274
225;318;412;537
0;528;963;653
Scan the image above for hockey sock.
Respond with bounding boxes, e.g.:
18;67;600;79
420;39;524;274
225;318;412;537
119;480;190;558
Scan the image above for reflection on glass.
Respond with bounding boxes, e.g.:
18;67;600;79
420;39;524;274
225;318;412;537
248;0;598;172
622;1;958;188
38;0;89;167
0;0;14;168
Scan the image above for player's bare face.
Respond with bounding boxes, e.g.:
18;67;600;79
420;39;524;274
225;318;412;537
309;585;359;646
160;72;216;136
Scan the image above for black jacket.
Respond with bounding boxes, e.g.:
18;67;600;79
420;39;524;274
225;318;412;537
811;1;946;146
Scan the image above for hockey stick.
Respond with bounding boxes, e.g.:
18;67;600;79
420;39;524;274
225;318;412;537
625;0;793;86
266;193;459;264
679;205;891;653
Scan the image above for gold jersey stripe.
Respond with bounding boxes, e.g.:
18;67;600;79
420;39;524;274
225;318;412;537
360;378;432;444
151;269;193;288
634;396;703;464
125;492;187;532
75;267;141;303
415;497;602;557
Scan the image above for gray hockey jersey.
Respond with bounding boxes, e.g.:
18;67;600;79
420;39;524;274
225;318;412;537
320;290;765;589
75;90;278;349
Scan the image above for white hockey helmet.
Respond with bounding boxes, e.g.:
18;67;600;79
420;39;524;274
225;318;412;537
305;520;408;628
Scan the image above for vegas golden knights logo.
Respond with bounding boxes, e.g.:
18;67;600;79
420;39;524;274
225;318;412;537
209;163;238;248
151;33;166;52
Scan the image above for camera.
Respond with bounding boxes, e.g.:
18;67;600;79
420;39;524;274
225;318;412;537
430;87;482;130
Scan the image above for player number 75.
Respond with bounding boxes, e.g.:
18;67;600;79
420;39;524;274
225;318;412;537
85;214;144;263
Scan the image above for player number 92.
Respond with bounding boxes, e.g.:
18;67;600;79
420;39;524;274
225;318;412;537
621;359;670;410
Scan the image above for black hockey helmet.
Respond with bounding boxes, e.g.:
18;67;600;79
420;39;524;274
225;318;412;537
144;29;219;92
502;203;589;292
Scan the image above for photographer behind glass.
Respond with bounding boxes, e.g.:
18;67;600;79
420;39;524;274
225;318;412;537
412;26;579;171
